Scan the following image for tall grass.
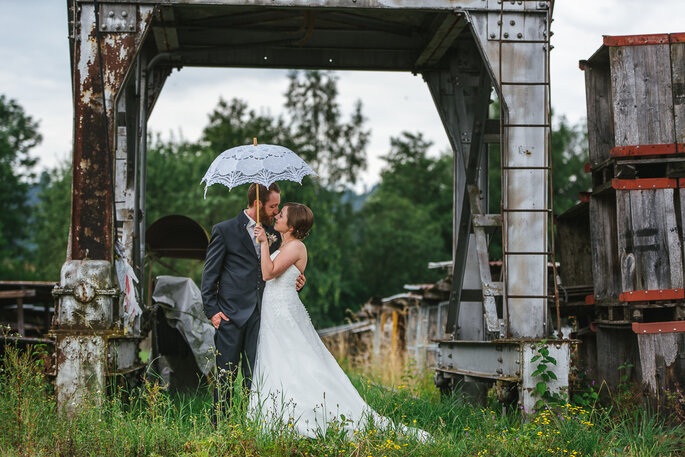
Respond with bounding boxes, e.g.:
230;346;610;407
0;343;683;456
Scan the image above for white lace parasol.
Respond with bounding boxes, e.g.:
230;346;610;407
201;141;317;198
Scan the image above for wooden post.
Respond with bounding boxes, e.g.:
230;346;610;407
17;297;24;337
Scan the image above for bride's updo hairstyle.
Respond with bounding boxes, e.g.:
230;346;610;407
283;203;313;240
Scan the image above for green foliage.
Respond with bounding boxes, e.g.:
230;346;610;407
617;362;634;389
0;95;41;278
30;166;72;280
552;116;592;215
202;97;291;154
284;70;370;186
572;367;599;408
146;135;241;230
0;340;54;453
530;339;566;409
378;132;453;254
355;189;445;300
615;362;637;407
350;132;452;301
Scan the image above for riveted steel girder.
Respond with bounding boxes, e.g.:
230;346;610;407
69;2;154;261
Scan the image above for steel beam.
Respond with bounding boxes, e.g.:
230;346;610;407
415;13;468;67
75;0;486;9
69;2;154;261
468;184;503;335
469;6;550;338
175;46;423;71
423;42;491;336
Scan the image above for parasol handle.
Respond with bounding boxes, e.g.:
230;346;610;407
255;181;261;243
253;137;261;243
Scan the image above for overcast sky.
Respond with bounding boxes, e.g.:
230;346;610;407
1;0;683;189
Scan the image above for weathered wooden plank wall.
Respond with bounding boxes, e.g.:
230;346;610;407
636;333;685;397
556;205;593;287
596;327;640;388
616;188;683;293
672;41;685;144
583;57;615;167
589;196;621;301
610;44;675;147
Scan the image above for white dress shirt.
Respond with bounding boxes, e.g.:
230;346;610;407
244;210;261;258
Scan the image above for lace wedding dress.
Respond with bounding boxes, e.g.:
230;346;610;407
249;251;429;440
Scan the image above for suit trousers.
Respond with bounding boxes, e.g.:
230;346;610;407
212;304;260;426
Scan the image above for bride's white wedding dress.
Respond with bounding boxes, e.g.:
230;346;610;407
249;251;429;440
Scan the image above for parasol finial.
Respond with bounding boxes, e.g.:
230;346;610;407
253;137;258;146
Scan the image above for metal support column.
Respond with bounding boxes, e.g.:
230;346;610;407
434;2;572;411
54;1;154;413
423;44;492;338
470;0;551;340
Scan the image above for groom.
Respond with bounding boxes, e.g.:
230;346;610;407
201;182;303;425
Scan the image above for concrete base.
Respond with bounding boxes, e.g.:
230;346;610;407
55;335;106;414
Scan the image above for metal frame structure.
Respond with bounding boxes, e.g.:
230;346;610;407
57;0;568;412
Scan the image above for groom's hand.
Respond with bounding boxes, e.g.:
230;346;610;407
296;273;306;291
211;312;230;329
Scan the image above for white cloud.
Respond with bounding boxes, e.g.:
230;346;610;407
1;0;683;185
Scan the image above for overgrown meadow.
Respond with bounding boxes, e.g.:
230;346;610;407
1;343;683;457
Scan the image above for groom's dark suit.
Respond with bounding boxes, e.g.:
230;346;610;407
201;210;281;421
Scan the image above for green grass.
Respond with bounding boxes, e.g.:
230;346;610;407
0;344;683;456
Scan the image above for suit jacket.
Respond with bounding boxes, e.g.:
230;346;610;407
201;211;281;328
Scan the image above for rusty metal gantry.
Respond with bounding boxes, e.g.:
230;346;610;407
57;0;568;412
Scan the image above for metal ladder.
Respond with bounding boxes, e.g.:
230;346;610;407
491;0;561;338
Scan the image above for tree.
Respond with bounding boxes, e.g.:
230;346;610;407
202;98;290;153
355;190;445;300
285;70;370;186
30;165;72;280
377;132;453;254
551;116;591;215
0;95;41;277
144;81;370;328
352;132;453;300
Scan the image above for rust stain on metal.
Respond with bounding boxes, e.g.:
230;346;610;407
56;348;66;365
71;5;153;261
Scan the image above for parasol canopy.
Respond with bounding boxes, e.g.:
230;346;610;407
201;140;317;198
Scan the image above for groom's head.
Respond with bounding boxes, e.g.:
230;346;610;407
248;183;281;226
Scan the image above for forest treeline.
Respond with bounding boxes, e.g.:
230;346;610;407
0;71;589;328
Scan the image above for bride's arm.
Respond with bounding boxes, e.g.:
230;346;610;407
256;227;303;280
259;240;303;280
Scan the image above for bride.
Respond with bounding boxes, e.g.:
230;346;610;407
252;203;429;440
